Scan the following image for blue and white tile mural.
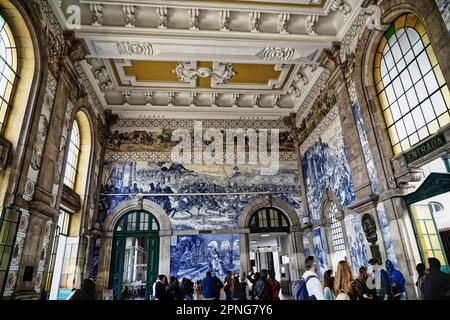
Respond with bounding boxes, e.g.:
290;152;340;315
170;234;240;281
344;213;369;275
436;0;450;34
100;161;302;230
351;100;380;195
377;202;398;267
303;234;311;258
301;117;356;224
89;237;101;281
312;228;329;276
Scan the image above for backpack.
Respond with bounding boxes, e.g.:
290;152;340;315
293;275;317;300
335;289;350;300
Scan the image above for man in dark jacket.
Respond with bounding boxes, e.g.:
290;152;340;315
201;272;217;300
254;269;270;300
423;258;450;300
153;274;167;300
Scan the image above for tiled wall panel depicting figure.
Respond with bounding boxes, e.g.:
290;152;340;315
301;116;356;224
170;234;240;282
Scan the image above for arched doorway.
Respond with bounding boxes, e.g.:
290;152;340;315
248;207;291;296
109;210;160;300
240;197;304;299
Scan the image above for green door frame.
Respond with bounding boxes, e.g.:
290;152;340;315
109;210;160;300
404;172;450;272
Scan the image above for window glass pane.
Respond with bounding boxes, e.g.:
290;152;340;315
430;91;447;116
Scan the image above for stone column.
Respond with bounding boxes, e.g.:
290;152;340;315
239;232;250;276
96;232;113;297
288;227;305;281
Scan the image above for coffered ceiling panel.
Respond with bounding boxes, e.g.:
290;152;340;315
49;0;365;120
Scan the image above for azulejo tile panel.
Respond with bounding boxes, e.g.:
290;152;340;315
170;234;240;282
100;161;302;230
301;115;356;224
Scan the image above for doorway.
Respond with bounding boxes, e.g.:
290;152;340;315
248;207;292;298
405;173;450;273
109;211;160;300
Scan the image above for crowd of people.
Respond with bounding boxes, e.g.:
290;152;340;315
64;256;450;301
151;270;282;301
294;256;450;300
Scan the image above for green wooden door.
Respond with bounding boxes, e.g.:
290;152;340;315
109;211;161;300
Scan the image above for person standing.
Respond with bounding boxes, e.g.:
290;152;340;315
201;272;217;301
385;260;406;300
248;272;260;300
214;275;224;300
415;263;427;300
353;266;374;300
423;257;450;300
239;273;248;301
367;259;392;300
300;256;325;300
231;274;241;301
166;276;183;301
67;279;96;300
323;270;335;300
223;271;233;300
153;274;167;301
267;270;281;300
254;269;270;301
194;280;202;300
334;261;358;300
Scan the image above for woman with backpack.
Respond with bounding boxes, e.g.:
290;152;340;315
334;261;358;300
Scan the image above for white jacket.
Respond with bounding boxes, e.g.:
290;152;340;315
301;270;325;300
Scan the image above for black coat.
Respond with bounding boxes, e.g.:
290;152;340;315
423;270;450;300
153;281;166;300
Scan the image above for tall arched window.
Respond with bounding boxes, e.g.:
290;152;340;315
374;13;450;155
329;201;345;252
63;120;80;189
0;14;17;133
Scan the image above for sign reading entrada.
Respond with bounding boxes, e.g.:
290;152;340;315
404;133;446;165
171;121;280;175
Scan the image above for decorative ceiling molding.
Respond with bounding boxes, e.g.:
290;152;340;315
51;0;363;38
118;41;153;56
339;4;382;62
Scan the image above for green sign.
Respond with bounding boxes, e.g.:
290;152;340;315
405;133;446;164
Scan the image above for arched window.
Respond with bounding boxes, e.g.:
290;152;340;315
374;13;450;155
0;14;17;132
116;211;160;233
63;120;80;189
329;202;345;252
249;207;290;233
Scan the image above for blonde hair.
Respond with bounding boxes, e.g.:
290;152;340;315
334;260;354;295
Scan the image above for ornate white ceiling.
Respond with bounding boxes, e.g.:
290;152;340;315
50;0;365;120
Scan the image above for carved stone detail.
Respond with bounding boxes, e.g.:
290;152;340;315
260;47;296;61
189;8;200;31
118;41;153;56
173;62;235;84
124;5;136;27
278;13;290;34
249;12;261;33
90;4;103;26
340;5;382;62
331;0;352;20
219;10;231;31
157;7;168;29
306;14;319;35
